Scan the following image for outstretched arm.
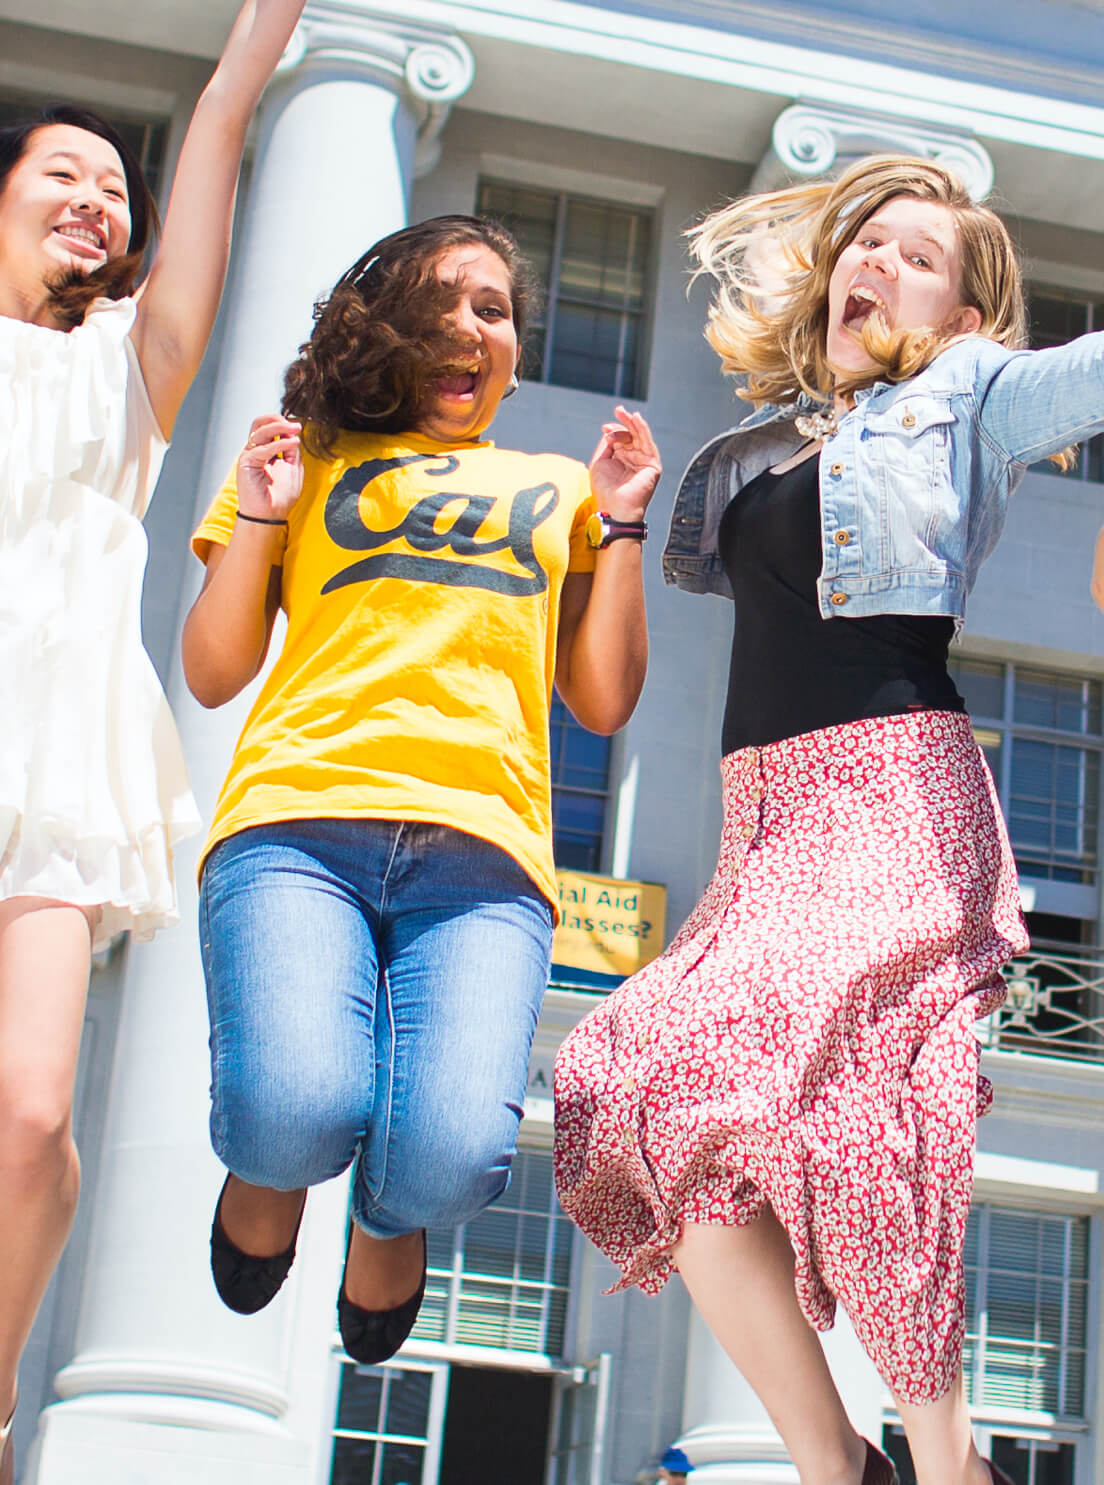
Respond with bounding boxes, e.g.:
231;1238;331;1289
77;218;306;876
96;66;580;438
555;408;661;735
131;0;305;435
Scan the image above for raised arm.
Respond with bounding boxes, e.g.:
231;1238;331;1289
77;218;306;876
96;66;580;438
183;415;303;708
131;0;305;435
555;408;661;735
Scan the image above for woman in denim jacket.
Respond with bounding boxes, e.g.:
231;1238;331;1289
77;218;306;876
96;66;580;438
554;157;1083;1485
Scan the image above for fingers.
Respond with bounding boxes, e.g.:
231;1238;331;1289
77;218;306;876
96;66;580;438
615;405;661;461
598;407;661;469
243;415;302;454
236;413;305;522
241;435;301;465
589;430;616;467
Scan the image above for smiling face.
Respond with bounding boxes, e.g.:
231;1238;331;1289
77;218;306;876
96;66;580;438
0;122;131;314
825;194;982;378
412;240;520;443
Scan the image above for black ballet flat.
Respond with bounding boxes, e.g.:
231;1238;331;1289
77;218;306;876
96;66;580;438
337;1229;427;1365
861;1439;899;1485
210;1175;305;1316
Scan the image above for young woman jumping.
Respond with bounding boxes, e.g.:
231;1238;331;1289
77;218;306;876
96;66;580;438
183;215;660;1362
0;2;304;1474
554;154;1099;1485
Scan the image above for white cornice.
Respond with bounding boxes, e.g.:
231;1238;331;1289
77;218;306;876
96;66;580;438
581;0;1104;111
8;2;1104;166
390;0;1104;163
8;2;1104;174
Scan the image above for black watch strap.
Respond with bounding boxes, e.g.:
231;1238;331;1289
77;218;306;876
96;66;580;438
588;512;648;548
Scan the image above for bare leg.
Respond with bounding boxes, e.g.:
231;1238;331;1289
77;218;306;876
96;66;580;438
217;1177;422;1309
0;898;97;1480
894;1374;989;1485
217;1174;306;1255
674;1213;867;1485
343;1227;423;1310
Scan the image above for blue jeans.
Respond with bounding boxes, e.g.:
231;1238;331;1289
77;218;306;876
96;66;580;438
199;820;553;1237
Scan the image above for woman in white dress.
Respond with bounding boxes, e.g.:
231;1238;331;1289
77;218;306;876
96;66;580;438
0;2;304;1475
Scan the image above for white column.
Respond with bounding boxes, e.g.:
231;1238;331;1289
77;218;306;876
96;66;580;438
26;10;472;1485
674;1304;885;1483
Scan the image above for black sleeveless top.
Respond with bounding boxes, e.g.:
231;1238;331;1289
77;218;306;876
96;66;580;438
719;453;965;754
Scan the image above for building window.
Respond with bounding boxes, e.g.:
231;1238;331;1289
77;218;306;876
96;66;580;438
1027;290;1104;482
948;658;1102;902
884;1206;1088;1485
985;1438;1075;1485
550;697;612;872
412;1148;574;1358
477;179;653;398
886;1429;1076;1485
330;1361;444;1485
964;1204;1089;1416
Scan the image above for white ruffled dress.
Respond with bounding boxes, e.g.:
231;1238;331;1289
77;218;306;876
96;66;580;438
0;296;200;951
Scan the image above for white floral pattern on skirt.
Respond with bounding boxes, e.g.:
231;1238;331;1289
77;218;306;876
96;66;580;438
553;710;1027;1404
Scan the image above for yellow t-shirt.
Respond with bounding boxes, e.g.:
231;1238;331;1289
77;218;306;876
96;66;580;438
192;430;597;909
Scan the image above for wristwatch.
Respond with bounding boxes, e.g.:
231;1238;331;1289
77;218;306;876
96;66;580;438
585;512;648;549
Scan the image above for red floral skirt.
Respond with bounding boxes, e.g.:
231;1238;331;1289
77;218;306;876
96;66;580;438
553;711;1027;1404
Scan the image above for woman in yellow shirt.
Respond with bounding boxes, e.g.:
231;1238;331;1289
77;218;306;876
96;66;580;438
182;215;660;1363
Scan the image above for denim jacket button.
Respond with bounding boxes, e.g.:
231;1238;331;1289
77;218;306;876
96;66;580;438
830;461;845;476
901;411;917;428
830;591;849;606
833;530;851;545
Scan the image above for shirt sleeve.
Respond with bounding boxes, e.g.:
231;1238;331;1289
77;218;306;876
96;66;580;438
567;463;598;574
974;331;1104;466
191;465;240;564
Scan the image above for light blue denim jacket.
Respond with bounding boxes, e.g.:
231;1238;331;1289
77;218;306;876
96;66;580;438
663;333;1104;619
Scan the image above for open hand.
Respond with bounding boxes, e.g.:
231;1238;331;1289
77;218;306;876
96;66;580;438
236;414;304;520
588;406;662;520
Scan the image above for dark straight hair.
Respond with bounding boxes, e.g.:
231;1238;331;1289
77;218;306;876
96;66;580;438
0;103;160;325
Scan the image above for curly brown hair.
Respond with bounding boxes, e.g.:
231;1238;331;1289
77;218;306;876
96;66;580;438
282;216;540;457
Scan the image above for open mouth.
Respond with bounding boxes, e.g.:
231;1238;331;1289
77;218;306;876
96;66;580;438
842;284;888;332
435;366;481;399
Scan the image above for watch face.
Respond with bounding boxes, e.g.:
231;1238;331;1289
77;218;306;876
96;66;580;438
585;512;607;549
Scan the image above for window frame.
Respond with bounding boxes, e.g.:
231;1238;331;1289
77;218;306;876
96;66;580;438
882;1201;1095;1485
963;1203;1090;1422
406;1146;576;1363
1025;286;1104;484
326;1357;449;1485
476;176;656;401
949;655;1104;924
549;696;614;874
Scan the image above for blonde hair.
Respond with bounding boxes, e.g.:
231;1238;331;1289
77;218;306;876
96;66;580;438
691;154;1029;403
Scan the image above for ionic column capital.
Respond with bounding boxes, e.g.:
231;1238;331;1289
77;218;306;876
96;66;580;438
275;0;475;174
753;100;995;202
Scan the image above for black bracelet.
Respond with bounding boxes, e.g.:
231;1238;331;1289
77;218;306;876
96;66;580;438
236;509;288;527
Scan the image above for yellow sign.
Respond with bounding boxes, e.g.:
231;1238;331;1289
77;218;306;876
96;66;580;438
553;870;667;979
